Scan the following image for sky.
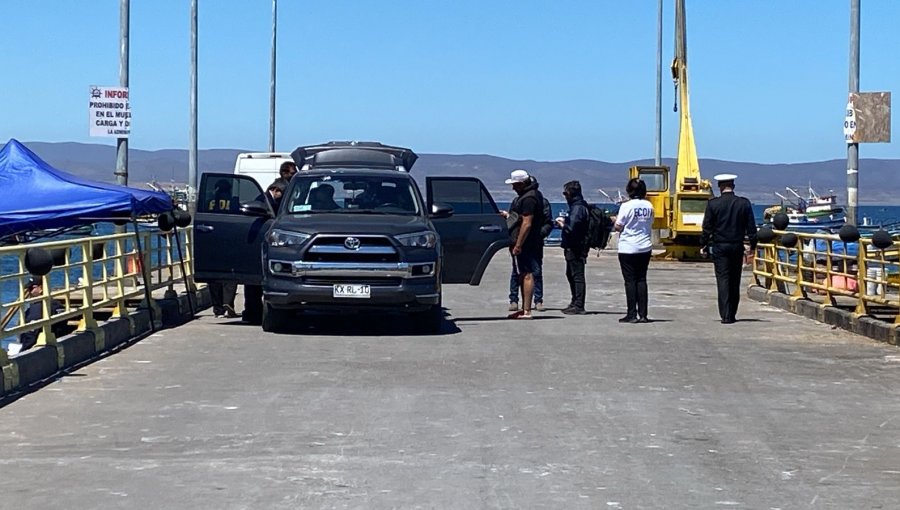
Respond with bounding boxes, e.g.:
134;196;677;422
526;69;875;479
1;0;898;164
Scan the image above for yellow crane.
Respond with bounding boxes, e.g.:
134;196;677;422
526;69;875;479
629;0;712;260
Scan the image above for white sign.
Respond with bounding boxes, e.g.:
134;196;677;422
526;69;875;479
89;86;131;137
843;99;857;143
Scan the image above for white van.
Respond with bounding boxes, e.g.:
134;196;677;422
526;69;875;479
233;152;293;188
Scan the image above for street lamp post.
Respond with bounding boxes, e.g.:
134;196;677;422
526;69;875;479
189;0;198;198
116;0;129;187
846;0;860;225
269;0;277;153
655;0;662;166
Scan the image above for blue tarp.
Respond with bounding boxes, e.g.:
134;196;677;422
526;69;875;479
0;139;172;237
813;238;859;258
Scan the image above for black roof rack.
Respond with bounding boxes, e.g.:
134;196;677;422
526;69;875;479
290;141;418;172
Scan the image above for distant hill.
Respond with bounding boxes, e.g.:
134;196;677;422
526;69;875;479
10;141;900;205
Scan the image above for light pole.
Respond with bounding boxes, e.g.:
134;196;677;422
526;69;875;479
116;0;129;187
655;0;662;166
189;0;198;197
846;0;860;225
269;0;277;153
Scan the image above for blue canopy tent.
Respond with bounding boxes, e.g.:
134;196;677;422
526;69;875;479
0;139;173;239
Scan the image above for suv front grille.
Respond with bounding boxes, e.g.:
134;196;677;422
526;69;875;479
301;276;402;287
302;235;400;263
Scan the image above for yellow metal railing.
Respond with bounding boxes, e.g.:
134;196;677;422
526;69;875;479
0;226;196;363
752;230;900;322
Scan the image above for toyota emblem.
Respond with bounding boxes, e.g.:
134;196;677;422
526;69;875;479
344;237;361;250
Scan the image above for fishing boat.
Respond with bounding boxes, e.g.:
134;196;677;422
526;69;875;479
763;186;846;230
787;186;844;218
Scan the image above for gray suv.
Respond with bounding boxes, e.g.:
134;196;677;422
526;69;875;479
194;142;509;333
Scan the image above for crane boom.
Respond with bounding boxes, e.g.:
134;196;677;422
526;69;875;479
628;0;712;260
673;0;702;187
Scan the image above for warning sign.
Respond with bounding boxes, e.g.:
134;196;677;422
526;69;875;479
88;86;131;138
843;99;857;143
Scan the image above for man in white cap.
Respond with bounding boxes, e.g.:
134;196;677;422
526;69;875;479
701;173;758;324
501;174;553;313
502;169;546;319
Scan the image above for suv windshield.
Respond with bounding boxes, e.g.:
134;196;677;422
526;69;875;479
285;174;422;215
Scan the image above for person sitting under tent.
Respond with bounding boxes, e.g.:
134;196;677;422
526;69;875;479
18;276;66;352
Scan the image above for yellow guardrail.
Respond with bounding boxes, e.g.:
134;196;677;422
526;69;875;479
0;226;196;365
752;229;900;322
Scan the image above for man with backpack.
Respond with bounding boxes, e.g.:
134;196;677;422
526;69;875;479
504;176;553;312
556;180;591;314
502;170;546;320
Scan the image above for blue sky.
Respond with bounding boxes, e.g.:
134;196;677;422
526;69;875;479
1;1;897;164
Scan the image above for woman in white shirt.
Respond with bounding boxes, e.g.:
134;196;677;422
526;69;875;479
614;178;654;323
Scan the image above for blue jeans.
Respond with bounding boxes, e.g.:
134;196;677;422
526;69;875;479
509;257;544;303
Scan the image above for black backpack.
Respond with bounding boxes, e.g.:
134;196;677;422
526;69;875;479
585;204;614;250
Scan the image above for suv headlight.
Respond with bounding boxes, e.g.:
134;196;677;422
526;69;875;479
396;231;437;249
267;229;311;247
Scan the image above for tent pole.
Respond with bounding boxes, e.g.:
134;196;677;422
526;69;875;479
131;219;157;333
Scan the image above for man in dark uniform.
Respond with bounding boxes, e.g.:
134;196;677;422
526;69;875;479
701;173;758;324
207;179;239;318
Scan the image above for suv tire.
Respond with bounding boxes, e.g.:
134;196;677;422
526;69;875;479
262;301;290;333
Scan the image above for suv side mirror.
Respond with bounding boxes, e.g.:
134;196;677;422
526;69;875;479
430;203;454;219
240;200;271;217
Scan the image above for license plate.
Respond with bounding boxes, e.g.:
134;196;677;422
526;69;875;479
333;284;371;299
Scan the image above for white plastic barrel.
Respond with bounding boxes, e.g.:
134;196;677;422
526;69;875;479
867;267;884;296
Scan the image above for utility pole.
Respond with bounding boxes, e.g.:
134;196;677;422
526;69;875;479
655;0;662;166
847;0;860;225
116;0;129;187
269;0;277;153
189;0;198;198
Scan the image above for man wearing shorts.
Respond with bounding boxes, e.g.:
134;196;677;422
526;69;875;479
505;169;545;320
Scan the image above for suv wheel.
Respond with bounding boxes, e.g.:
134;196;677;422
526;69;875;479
261;302;290;333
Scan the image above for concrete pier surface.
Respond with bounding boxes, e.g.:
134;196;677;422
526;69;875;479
1;249;899;509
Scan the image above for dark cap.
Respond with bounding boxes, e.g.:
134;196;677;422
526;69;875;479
25;276;40;290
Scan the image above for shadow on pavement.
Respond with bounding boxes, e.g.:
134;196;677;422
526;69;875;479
218;309;463;337
540;308;621;315
453;315;565;322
